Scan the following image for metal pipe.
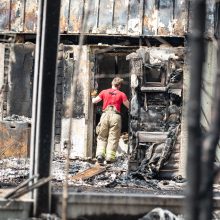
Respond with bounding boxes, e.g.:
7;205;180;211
30;0;43;192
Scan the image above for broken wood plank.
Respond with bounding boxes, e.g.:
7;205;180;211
71;165;106;181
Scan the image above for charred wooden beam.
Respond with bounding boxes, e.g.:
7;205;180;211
71;165;106;181
30;0;61;216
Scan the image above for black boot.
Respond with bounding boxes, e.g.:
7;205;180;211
97;155;104;164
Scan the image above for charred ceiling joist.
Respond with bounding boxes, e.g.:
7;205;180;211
127;47;184;179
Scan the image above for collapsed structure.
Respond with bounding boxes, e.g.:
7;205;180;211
0;0;217;180
127;47;183;179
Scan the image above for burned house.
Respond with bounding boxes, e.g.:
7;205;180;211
0;0;217;180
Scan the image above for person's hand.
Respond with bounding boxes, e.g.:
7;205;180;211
91;89;98;98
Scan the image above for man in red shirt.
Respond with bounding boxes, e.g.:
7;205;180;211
92;77;129;164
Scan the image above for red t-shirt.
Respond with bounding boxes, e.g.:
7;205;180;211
98;88;128;113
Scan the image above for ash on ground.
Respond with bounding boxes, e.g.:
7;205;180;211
3;156;220;196
51;155;186;194
0;155;188;194
0;157;29;187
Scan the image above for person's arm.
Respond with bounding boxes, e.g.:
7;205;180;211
123;99;129;109
92;95;102;104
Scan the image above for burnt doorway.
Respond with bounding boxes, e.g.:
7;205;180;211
92;47;136;156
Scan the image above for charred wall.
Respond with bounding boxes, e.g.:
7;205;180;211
60;45;89;157
62;45;85;119
7;43;34;117
0;43;35;118
0;42;89;156
0;43;85;151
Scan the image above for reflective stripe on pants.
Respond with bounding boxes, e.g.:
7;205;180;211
96;110;121;161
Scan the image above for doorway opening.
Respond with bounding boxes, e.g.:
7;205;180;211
92;47;137;156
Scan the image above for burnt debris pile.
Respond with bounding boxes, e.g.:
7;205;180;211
0;157;29;188
131;126;180;180
51;155;185;192
0;154;186;192
126;47;184;180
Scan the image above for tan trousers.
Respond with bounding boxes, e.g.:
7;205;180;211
96;107;121;161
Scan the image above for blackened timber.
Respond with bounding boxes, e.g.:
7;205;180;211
0;33;185;47
30;0;61;216
60;35;185;46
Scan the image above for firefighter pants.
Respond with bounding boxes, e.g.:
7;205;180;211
96;108;121;161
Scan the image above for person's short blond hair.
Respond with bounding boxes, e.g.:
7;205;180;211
112;77;124;87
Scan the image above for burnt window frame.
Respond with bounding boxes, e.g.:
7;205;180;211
142;63;167;87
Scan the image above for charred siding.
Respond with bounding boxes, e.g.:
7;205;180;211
0;0;194;36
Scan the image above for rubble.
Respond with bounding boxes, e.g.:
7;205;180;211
51;155;187;193
131;125;181;179
126;47;184;180
0;158;29;187
0;155;186;194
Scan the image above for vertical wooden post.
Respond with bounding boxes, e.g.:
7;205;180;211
186;0;206;220
30;0;61;216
